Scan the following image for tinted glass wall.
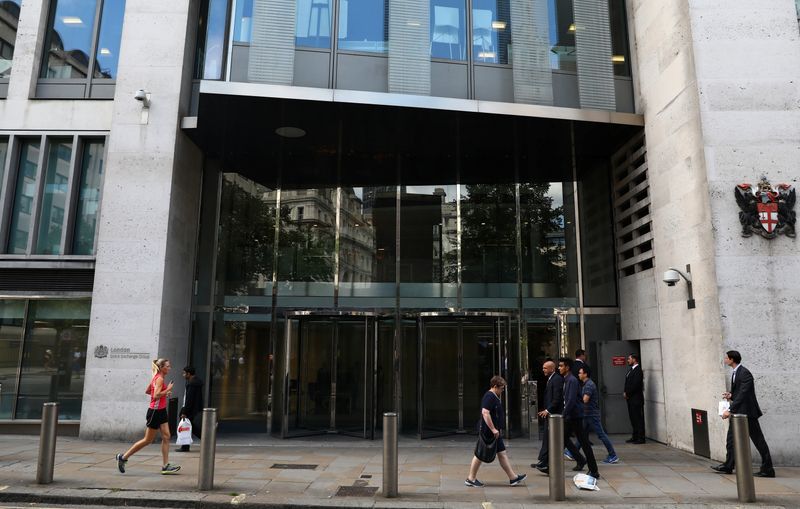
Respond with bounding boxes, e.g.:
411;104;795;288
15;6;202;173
0;0;21;82
0;299;91;421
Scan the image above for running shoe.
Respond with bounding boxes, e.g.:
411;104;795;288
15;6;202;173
161;463;181;475
602;454;619;464
564;450;574;461
509;473;527;486
464;478;485;487
115;453;127;473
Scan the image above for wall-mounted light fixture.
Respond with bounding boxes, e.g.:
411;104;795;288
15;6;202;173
663;264;695;309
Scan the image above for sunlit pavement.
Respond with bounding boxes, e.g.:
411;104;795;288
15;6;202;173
0;434;797;508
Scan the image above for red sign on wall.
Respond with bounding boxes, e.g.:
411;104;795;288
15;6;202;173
612;356;626;367
695;412;703;424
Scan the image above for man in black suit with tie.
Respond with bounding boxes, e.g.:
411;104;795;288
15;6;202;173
712;350;774;477
624;353;645;444
531;360;563;469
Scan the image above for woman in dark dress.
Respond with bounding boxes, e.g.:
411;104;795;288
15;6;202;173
465;376;527;487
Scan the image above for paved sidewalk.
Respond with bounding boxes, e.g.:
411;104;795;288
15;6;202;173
0;433;797;508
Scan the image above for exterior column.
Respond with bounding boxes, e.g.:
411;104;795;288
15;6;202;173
80;0;202;440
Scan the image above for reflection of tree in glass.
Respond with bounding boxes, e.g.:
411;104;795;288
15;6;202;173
519;183;566;289
278;202;335;282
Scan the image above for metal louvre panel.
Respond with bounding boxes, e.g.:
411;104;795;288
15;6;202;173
511;0;553;105
0;268;94;292
388;0;430;95
573;0;616;111
248;0;296;85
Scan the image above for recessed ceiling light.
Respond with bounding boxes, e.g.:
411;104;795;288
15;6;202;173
100;48;111;55
611;55;626;63
568;23;576;32
478;52;496;59
491;21;507;30
275;126;306;138
62;17;83;24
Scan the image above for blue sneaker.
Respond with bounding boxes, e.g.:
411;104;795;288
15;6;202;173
564;450;574;461
510;473;527;486
464;478;485;487
602;454;619;464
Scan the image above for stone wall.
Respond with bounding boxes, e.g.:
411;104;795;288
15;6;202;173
80;0;202;440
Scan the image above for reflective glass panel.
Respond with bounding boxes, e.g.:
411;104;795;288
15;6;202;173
548;0;575;72
0;138;7;196
460;183;517;304
472;0;510;64
296;0;332;49
216;173;277;297
338;186;396;307
430;0;466;60
520;182;577;299
202;0;228;79
337;0;387;53
0;1;21;79
72;140;104;255
42;0;98;78
277;188;336;305
36;139;72;255
399;185;458;305
233;0;253;43
609;0;630;77
93;0;125;79
579;162;617;306
7;140;40;254
0;300;24;419
15;300;90;420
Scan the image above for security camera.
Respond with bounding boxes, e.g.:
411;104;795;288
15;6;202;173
663;269;681;286
134;89;150;108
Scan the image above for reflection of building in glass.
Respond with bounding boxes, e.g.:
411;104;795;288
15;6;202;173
339;187;376;283
0;1;20;78
44;31;91;78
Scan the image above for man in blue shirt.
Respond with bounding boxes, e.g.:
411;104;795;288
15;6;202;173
558;358;599;479
578;366;619;464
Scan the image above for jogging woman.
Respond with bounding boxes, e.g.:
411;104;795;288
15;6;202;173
115;358;181;474
465;375;527;487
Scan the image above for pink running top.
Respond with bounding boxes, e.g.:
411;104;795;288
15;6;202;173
149;374;167;410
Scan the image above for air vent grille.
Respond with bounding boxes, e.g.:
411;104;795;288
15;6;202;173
0;268;95;292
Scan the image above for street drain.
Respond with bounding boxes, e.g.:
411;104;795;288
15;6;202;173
270;464;318;470
335;486;378;497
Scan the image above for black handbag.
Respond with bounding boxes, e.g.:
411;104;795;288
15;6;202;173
474;431;498;463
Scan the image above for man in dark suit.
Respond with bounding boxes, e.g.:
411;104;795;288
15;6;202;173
572;349;588;378
551;357;599;479
176;366;204;452
624;353;645;444
531;360;563;469
712;350;774;477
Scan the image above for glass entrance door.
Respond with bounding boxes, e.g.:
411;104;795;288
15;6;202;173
418;314;511;438
282;313;375;438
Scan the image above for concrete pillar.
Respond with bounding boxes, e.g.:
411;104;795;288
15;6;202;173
80;0;202;440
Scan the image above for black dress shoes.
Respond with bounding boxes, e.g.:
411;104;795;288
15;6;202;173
754;470;775;478
572;461;586;472
711;465;733;474
531;462;545;469
537;465;549;475
632;439;646;444
625;437;637;443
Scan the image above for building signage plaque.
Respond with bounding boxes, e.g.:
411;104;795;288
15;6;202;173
93;345;149;360
735;178;796;239
612;356;626;366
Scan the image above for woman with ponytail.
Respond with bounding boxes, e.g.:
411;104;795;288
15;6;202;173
115;358;181;475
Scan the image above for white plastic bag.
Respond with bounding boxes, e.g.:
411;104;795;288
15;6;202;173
573;473;599;491
176;417;193;446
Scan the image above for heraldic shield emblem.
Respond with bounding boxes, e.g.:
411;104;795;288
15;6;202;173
735;178;796;239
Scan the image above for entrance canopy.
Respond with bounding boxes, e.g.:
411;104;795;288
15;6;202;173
186;86;642;188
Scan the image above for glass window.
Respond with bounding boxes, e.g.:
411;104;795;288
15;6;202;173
609;0;630;77
41;0;99;78
0;1;21;79
338;186;396;307
93;0;126;79
399;185;458;306
337;0;387;53
216;173;278;297
460;183;517;304
430;0;466;61
201;0;228;79
72;140;104;255
0;300;25;420
296;0;332;49
7;140;40;254
15;300;90;420
0;137;8;196
548;0;576;72
36;140;72;255
233;0;253;43
472;0;510;64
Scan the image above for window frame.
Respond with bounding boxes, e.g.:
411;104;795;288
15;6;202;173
0;133;108;258
36;0;123;99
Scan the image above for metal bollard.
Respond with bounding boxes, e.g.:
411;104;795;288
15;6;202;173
383;413;398;498
548;414;565;501
732;414;756;503
198;408;218;491
36;402;59;484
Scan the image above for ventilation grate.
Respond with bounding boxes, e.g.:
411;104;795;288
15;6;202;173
270;463;317;470
611;132;654;278
335;486;378;497
0;268;94;292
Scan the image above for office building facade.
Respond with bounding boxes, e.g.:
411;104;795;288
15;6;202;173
0;0;797;464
